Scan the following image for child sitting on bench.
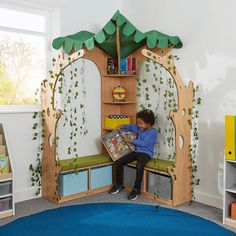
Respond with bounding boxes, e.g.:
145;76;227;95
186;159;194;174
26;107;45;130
109;109;157;200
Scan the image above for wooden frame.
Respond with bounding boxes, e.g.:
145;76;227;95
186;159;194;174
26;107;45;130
41;26;194;206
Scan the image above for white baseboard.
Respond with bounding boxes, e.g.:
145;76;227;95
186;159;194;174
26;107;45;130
14;187;41;203
195;190;222;209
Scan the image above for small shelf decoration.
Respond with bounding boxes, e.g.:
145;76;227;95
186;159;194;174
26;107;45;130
112;85;126;102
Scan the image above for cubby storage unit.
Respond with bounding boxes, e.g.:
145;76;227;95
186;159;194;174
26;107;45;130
57;155;113;203
0;124;14;219
223;159;236;228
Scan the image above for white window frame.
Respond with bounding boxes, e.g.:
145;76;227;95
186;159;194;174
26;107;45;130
0;0;60;113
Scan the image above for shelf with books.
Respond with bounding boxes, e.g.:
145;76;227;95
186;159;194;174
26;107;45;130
106;57;137;75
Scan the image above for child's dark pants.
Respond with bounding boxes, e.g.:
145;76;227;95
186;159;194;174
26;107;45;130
114;152;151;191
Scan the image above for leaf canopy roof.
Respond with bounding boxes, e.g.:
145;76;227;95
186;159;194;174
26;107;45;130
52;10;183;58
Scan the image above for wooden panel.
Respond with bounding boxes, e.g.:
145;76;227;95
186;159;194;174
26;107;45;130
0;209;13;219
141;48;193;206
225;218;236;228
0;135;2;145
0;173;12;181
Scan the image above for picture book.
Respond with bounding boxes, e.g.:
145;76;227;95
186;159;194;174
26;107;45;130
101;129;137;161
0;156;9;175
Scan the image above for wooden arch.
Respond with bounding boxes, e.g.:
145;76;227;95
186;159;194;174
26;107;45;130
41;45;194;205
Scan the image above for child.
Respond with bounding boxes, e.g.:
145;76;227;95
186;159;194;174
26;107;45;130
109;109;157;200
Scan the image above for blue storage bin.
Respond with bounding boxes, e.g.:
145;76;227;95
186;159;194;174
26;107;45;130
91;165;112;189
59;170;88;196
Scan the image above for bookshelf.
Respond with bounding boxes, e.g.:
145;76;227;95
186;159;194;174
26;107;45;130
0;124;15;219
101;28;138;142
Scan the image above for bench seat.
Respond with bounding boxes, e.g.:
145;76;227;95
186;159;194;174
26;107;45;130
129;158;174;173
58;154;113;172
58;154;174;174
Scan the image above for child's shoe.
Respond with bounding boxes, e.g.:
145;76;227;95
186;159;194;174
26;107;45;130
109;184;125;194
128;188;141;200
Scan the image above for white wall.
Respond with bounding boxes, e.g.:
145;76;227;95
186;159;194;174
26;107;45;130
0;0;121;202
122;0;236;208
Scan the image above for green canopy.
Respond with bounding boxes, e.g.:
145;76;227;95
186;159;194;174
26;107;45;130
52;10;183;58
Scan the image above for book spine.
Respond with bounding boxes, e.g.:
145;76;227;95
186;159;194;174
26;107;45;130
127;57;132;74
132;57;136;75
107;58;112;74
120;58;126;74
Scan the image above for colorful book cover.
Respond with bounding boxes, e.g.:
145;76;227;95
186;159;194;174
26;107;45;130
101;129;137;161
120;58;127;74
0;156;9;175
127;57;132;74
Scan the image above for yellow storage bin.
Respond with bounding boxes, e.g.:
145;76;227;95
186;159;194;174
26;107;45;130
225;115;236;160
104;116;130;129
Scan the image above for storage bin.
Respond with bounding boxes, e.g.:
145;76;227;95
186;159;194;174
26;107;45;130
148;172;172;200
91;165;112;189
59;170;88;197
0;197;12;212
0;181;12;196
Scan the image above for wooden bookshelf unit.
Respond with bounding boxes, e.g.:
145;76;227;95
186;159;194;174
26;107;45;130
42;10;194;206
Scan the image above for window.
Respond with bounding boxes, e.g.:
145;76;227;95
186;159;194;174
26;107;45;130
0;4;52;108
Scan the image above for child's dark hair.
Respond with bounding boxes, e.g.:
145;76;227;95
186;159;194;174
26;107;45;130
136;109;155;126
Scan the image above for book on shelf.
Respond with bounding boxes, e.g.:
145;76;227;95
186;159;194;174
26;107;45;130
0;156;9;175
120;57;136;75
101;129;137;161
107;58;118;74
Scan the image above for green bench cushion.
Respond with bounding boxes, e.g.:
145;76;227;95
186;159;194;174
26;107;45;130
58;154;174;173
58;154;112;172
130;158;174;173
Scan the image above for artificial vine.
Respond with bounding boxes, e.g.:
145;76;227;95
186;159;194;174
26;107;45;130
55;58;88;173
137;59;177;161
189;85;201;201
29;88;45;195
137;56;201;204
29;57;89;195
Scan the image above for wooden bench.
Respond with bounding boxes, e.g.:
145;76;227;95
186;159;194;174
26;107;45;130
57;154;175;205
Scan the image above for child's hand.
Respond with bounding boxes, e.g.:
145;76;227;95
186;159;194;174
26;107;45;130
123;134;132;142
116;125;123;130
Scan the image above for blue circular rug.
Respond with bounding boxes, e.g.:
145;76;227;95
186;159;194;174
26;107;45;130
0;203;235;236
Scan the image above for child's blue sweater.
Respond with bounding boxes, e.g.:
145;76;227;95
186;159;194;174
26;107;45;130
123;124;157;158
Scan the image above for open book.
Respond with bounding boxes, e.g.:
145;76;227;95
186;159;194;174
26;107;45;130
101;129;137;161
